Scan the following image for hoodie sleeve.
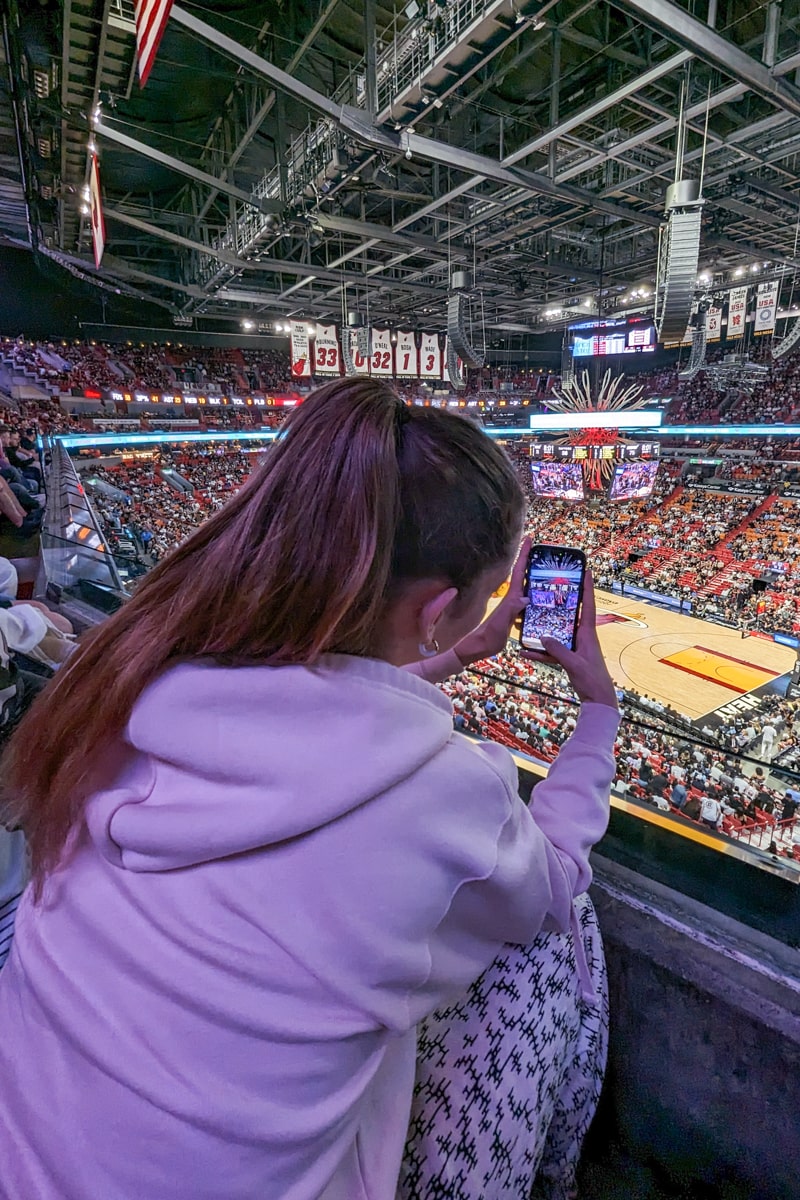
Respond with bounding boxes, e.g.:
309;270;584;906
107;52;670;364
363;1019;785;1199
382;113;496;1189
411;703;619;1018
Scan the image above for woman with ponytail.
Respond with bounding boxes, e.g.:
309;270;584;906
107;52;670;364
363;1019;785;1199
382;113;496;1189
0;378;619;1200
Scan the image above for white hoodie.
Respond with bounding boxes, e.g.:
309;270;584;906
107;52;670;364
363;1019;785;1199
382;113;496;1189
0;653;619;1200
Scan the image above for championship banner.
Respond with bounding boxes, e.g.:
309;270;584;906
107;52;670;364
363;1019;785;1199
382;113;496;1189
133;0;174;87
89;154;106;269
314;323;340;374
289;321;311;378
706;305;722;342
755;280;779;336
727;287;748;339
395;331;417;376
419;332;441;379
370;328;393;376
348;330;370;374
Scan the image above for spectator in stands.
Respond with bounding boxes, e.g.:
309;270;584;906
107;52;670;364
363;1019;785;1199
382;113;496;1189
700;793;723;830
1;430;41;491
0;378;620;1200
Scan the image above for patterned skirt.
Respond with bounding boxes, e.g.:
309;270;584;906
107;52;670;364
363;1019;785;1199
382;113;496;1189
399;893;608;1200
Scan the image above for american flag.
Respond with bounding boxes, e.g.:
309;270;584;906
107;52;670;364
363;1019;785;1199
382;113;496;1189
133;0;175;87
89;153;105;269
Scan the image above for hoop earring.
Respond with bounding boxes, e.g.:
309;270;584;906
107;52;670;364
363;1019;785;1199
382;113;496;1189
418;638;440;659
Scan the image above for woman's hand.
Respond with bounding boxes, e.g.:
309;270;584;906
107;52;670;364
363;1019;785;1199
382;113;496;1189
522;571;620;709
453;537;530;668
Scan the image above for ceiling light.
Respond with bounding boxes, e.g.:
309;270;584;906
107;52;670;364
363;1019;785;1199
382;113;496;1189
751;264;760;273
242;319;254;331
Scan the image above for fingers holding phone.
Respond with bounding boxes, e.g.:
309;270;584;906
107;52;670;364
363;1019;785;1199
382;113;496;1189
520;557;619;710
519;544;586;653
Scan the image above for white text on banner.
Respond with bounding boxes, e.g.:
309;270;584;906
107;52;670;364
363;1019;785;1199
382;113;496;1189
314;324;341;374
395;331;418;376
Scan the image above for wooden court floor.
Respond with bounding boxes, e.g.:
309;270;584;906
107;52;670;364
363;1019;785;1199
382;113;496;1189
594;591;795;719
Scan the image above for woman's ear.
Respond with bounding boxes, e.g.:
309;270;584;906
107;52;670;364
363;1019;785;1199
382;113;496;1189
417;586;459;644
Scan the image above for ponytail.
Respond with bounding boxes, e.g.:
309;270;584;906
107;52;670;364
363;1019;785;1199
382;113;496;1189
6;378;523;889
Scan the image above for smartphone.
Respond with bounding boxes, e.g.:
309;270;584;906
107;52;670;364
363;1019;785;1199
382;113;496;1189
520;544;587;652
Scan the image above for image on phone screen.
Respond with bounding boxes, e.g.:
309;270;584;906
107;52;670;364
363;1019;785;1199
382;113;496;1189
521;545;586;651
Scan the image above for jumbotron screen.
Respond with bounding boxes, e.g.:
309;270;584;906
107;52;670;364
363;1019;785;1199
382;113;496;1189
608;460;660;502
529;441;660;462
570;317;656;357
530;461;585;501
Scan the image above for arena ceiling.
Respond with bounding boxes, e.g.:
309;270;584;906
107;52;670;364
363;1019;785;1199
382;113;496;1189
5;0;800;337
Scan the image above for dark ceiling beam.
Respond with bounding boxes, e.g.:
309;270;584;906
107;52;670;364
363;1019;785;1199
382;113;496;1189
169;4;660;232
192;0;344;224
105;207;447;300
611;0;800;119
95;120;283;215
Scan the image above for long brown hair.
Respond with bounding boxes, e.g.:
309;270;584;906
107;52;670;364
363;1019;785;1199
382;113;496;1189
7;378;524;890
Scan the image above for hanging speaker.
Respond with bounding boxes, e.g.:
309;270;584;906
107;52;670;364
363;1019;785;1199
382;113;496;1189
654;179;704;346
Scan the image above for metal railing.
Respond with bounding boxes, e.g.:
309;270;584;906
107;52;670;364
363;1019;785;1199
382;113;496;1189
40;442;125;595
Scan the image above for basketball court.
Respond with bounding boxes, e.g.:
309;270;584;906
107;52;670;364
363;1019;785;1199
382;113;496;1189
594;591;795;720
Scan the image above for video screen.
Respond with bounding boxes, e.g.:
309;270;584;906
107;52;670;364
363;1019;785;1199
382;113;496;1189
522;546;584;649
571;319;656;357
530;461;585;500
609;460;659;502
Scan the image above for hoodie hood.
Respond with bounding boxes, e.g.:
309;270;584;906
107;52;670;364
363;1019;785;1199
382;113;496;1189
86;655;456;872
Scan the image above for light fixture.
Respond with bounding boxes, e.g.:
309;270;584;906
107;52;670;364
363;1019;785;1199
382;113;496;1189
242;319;254;331
751;264;760;273
80;203;90;215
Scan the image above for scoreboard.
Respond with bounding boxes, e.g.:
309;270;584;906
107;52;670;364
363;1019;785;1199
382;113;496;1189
528;441;660;461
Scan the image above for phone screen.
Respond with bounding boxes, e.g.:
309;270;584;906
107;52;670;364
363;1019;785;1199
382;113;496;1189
521;544;586;651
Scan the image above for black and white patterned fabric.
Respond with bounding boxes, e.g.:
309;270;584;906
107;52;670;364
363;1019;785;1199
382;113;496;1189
400;893;608;1200
0;828;26;971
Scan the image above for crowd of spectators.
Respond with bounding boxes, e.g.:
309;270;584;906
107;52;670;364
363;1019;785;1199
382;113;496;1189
84;446;258;565
1;337;293;397
440;647;800;863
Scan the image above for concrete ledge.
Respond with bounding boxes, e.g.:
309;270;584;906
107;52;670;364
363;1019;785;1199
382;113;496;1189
588;856;800;1200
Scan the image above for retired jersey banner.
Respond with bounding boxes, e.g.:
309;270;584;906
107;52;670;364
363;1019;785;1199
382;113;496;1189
727;287;748;339
419;332;441;379
370;328;393;376
290;321;311;378
755;280;779;336
348;330;370;374
314;323;340;374
395;331;417;376
706;305;722;342
89;154;106;269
